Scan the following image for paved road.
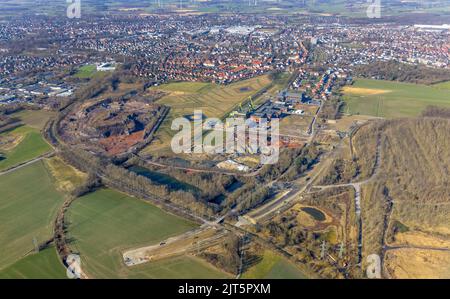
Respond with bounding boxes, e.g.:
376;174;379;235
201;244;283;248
0;151;55;176
248;140;345;222
248;187;300;220
384;244;450;252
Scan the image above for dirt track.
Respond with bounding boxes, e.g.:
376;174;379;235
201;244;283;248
122;227;228;266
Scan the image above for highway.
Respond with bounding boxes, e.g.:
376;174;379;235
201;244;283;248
246;138;344;223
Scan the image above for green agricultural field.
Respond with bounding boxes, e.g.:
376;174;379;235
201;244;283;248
433;80;450;90
242;250;308;279
0;126;52;171
66;188;228;278
126;255;231;279
342;79;450;118
0;246;66;279
0;161;65;270
144;74;272;154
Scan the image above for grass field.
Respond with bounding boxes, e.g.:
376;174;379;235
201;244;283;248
125;255;231;279
433;80;450;90
44;156;87;193
0;161;65;270
144;75;272;154
154;75;272;119
155;81;212;94
342;79;450;118
10;109;56;130
353;118;450;272
66;188;227;278
385;248;450;279
242;250;307;279
74;64;97;79
279;114;314;136
0;246;66;279
0;126;52;171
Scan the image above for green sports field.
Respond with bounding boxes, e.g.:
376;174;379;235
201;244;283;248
342;79;450;118
0;246;66;279
74;64;97;79
66;188;228;278
0;161;65;270
242;250;308;279
0;126;52;171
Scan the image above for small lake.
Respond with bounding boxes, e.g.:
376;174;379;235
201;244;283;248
128;165;200;194
301;207;326;222
210;194;226;205
225;180;243;193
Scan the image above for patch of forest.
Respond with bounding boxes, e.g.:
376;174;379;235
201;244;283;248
354;61;450;85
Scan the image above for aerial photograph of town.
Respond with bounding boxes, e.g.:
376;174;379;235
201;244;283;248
1;0;450;289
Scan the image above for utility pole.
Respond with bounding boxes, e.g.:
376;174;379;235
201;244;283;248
320;240;327;259
338;242;345;259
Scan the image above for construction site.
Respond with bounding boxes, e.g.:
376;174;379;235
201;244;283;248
59;97;168;157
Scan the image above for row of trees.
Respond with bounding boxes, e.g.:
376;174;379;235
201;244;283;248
280;144;322;182
320;93;345;120
0;114;22;133
200;235;241;275
226;184;272;215
422;106;450;119
129;157;236;204
158;168;235;202
58;145;215;219
0;104;38;115
258;144;321;183
354;61;450;85
257;147;305;181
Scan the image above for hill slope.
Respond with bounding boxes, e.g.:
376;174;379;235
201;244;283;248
356;117;450;278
